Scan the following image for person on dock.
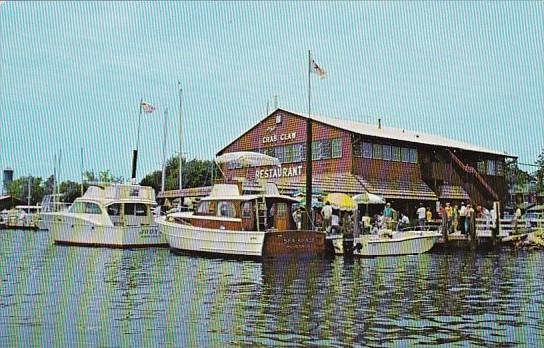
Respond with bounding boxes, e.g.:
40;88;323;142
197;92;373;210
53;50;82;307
331;211;340;234
416;203;426;228
383;203;394;229
445;203;453;234
397;213;410;231
425;207;433;225
321;202;333;233
451;204;459;234
459;202;467;235
465;204;475;235
292;208;302;230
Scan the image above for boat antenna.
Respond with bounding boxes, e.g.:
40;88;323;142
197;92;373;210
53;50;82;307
178;82;183;191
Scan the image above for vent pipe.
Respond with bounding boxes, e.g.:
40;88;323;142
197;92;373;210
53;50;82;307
378;118;382;129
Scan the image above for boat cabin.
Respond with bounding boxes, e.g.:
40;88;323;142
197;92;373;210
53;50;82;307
68;184;156;227
178;183;300;232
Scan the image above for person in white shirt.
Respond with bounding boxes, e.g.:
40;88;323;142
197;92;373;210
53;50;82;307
458;202;467;235
416;203;426;228
321;202;333;233
331;213;340;234
397;213;410;231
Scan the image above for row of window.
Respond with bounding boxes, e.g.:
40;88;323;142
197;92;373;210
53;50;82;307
477;160;504;176
226;138;343;168
353;142;418;164
69;202;148;216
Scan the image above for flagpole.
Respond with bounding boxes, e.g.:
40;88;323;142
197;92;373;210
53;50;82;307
132;98;143;183
305;50;313;230
178;82;183;192
161;108;168;193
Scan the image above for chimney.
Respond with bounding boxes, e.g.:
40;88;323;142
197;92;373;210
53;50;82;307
378;118;382;129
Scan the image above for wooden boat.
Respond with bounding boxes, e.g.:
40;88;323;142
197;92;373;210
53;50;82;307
48;184;167;248
329;228;441;257
156;183;328;259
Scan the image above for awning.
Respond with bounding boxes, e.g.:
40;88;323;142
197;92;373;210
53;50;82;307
357;177;438;201
269;173;368;195
438;185;470;201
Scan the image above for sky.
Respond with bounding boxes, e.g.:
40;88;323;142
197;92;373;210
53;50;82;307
1;2;543;184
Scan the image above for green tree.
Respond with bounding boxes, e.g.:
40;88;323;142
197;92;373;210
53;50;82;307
59;180;83;203
536;148;544;193
83;170;124;184
7;176;44;205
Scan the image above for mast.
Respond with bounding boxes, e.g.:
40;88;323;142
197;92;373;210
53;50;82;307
131;98;143;184
305;50;313;230
161;108;169;193
178;82;183;193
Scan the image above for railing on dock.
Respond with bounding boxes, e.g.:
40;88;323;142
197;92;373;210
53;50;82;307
475;218;540;238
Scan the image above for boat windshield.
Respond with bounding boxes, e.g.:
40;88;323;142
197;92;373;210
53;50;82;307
69;202;102;214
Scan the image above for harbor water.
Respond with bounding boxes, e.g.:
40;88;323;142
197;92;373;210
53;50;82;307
1;229;543;347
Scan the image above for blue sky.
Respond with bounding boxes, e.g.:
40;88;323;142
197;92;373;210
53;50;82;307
1;2;543;183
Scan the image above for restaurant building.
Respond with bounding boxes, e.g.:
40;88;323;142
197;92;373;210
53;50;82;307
213;108;514;215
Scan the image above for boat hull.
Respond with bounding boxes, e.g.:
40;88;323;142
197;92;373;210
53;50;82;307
157;217;328;258
354;232;440;257
51;215;167;248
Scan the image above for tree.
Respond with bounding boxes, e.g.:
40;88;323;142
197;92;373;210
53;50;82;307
59;180;83;203
6;176;44;205
83;170;124;184
536;148;544;193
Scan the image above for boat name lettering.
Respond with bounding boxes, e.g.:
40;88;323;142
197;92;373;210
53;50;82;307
255;165;303;179
262;132;296;144
139;228;160;237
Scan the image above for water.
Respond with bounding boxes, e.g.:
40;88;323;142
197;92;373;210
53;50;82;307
1;230;543;347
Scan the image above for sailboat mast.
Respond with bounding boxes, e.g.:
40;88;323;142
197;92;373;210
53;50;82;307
178;82;183;192
161;108;168;193
305;50;313;229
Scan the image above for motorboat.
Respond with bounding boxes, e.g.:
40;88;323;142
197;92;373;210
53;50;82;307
0;205;42;230
330;227;441;257
156;182;328;259
36;193;69;230
49;184;167;248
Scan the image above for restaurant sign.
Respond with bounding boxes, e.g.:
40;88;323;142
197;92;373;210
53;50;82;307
255;165;303;179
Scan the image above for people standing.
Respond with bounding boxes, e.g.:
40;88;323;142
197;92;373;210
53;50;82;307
331;211;340;234
397;213;410;231
452;204;459;234
416;203;426;228
321;202;333;233
459;202;467;235
292;208;302;230
465;204;475;234
383;203;394;229
445;203;453;234
425;207;433;224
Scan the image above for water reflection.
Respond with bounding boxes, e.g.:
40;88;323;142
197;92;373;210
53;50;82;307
1;231;543;347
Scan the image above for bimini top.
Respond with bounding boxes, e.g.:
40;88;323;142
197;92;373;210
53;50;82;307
79;184;156;206
202;183;298;203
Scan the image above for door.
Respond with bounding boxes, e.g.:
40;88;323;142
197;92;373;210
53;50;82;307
274;202;289;231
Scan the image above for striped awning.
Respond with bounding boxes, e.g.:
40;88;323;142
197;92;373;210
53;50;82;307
438;184;470;200
269;172;368;195
357;177;438;201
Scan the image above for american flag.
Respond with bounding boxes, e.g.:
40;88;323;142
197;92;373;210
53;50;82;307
141;101;156;114
311;59;327;79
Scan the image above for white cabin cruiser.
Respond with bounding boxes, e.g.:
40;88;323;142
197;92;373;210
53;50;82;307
50;184;167;248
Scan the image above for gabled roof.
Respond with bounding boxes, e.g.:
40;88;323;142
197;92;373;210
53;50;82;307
218;108;513;158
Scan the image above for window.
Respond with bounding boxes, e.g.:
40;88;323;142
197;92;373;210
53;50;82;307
197;201;211;214
312;141;322;160
401;147;410;162
321;140;332;159
106;204;121;216
293;144;303;162
275;146;284;163
264;147;274;157
284;145;294;163
352;142;361;157
382;145;392;161
409;148;418;163
392;146;401;162
496;161;504;176
332;139;342;158
362;142;372;159
242;202;252;218
217;201;236;218
372;144;382;159
134;204;147;216
487;160;496;176
69;202;85;214
70;202;102;214
276;203;288;218
477;161;486;174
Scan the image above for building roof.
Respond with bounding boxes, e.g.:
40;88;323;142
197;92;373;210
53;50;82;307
284;109;510;157
217;108;513;158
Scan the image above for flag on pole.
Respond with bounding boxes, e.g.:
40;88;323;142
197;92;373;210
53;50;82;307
141;101;156;114
311;58;327;79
